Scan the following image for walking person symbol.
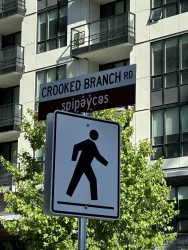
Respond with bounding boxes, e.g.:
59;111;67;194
66;130;108;200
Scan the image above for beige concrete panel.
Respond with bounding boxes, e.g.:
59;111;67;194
130;0;136;13
22;14;37;46
130;47;136;65
135;0;150;13
149;21;163;40
24;43;36;72
20;72;35;105
35;47;71;70
136;77;150;111
135;42;150;79
88;60;99;74
134;110;150;143
180;156;188;168
18;132;32;155
135;10;150;43
25;0;37;15
162;15;178;37
178;12;188;33
163;158;180;170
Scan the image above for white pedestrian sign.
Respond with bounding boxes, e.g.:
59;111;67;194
44;110;120;220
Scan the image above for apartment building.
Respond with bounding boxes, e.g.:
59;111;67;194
0;0;187;248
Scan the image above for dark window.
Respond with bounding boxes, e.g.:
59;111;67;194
37;4;67;53
150;0;188;20
151;105;188;159
99;59;130;71
151;34;188;90
0;86;19;106
169;186;188;233
100;0;130;19
2;32;21;48
0;141;18;163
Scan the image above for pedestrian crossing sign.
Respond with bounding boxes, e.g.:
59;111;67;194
44;110;120;220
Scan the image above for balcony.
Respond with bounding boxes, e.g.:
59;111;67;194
71;12;135;64
0;45;24;88
0;103;22;141
0;0;25;35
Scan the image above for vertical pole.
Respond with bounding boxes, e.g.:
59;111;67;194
78;217;87;250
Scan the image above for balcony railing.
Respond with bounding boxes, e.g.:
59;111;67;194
0;0;25;19
0;103;22;132
71;12;135;57
0;45;24;75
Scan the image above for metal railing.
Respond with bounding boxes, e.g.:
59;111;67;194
0;45;24;75
71;12;135;54
0;103;22;132
0;0;25;19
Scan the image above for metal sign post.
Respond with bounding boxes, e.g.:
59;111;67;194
78;112;88;250
78;217;86;250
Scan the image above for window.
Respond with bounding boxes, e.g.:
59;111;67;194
37;4;67;53
0;141;18;163
36;65;66;99
151;34;188;90
99;59;130;71
152;105;188;159
169;186;188;232
150;0;188;21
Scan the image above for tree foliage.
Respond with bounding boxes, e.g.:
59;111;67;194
0;108;178;250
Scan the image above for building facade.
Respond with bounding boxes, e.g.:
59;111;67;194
0;0;187;248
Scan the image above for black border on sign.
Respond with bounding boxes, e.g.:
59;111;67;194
51;110;120;220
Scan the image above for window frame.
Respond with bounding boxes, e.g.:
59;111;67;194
151;105;188;159
168;185;188;233
150;0;188;20
99;59;130;71
151;34;188;91
37;2;67;54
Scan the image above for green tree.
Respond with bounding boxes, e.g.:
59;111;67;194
0;108;178;250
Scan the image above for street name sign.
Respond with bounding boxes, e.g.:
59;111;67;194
44;110;120;220
39;64;136;120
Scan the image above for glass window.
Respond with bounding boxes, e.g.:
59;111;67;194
181;35;188;69
59;6;67;34
152;76;163;89
152;42;163;76
169;187;176;200
152;111;163;145
58;65;66;80
38;13;46;42
47;68;56;83
36;71;45;98
181;70;188;85
151;0;188;19
37;5;67;53
13;87;19;104
178;186;188;218
165;38;178;73
181;1;188;13
11;142;18;164
35;148;44;162
48;10;58;39
152;0;163;8
165;72;178;87
181;105;188;141
165;3;177;17
165;108;179;143
166;144;179;158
